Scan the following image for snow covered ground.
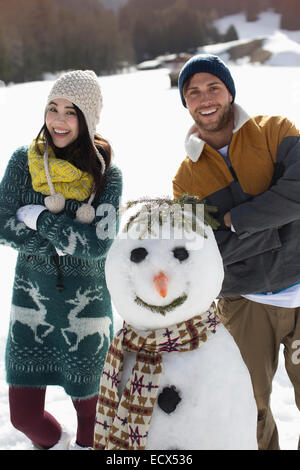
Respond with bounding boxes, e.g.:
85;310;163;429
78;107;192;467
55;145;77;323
0;12;300;451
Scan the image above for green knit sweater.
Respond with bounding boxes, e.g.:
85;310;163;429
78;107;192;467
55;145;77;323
0;146;122;398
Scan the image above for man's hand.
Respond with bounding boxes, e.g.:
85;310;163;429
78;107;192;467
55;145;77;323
224;211;232;228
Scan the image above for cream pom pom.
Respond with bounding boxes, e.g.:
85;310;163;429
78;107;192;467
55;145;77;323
45;193;65;213
76;203;95;224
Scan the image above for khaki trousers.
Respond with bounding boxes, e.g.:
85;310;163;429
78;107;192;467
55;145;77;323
217;296;300;450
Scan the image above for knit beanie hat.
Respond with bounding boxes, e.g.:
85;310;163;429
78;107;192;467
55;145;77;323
44;70;105;223
178;54;236;107
46;70;102;141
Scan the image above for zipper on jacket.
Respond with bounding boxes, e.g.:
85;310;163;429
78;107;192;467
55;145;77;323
217;139;250;204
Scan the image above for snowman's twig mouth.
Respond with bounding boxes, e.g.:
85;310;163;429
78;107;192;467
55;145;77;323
134;294;188;315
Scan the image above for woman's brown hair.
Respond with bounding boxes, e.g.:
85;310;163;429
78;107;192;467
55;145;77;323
35;104;112;197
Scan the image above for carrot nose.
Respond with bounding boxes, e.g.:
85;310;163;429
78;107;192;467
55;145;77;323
153;272;168;298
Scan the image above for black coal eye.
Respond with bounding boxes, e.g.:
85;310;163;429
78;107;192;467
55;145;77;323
130;247;148;263
173;246;189;262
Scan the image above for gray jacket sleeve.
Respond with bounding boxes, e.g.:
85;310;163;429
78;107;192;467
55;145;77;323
215;227;281;266
230;136;300;238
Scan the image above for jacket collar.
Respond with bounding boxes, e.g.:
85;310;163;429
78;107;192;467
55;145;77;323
184;103;250;162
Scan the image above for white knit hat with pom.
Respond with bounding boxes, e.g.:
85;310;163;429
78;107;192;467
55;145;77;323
46;70;103;141
44;70;106;223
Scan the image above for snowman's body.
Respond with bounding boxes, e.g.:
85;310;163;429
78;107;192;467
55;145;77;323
120;325;257;450
98;201;258;450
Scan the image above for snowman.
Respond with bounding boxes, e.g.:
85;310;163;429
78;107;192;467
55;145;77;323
94;196;257;450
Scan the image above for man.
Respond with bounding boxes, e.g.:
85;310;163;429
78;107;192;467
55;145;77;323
173;54;300;450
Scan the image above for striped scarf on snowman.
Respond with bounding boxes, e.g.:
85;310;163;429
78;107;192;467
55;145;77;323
94;302;219;450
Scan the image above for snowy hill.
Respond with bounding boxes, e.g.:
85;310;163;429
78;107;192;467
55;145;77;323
138;10;300;71
205;11;300;66
201;32;300;66
214;10;300;42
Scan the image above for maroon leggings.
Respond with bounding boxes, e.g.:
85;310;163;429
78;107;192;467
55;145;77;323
9;386;98;449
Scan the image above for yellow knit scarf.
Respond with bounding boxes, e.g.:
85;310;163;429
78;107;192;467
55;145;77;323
28;139;94;201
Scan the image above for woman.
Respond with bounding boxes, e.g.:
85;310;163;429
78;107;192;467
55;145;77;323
0;70;122;449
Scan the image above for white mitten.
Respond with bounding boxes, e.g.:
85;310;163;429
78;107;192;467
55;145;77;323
16;204;47;230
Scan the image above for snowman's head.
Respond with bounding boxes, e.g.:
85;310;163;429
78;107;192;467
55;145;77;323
105;197;224;330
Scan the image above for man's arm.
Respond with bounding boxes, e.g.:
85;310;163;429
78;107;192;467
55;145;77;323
230;136;300;238
214;227;281;266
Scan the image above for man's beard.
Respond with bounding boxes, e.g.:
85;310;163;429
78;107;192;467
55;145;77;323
192;102;233;133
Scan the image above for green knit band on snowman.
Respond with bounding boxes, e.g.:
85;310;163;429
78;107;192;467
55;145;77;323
120;194;220;239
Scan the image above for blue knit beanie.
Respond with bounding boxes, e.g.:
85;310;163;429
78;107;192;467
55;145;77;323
178;54;236;107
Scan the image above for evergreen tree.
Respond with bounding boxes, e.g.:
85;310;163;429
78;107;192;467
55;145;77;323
0;13;8;82
279;0;300;30
0;0;296;84
223;25;239;43
0;0;122;83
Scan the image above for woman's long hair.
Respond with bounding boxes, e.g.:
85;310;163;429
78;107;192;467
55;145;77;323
35;104;112;197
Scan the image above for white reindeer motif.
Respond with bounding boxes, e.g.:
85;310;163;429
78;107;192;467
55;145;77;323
5;217;27;236
61;287;111;353
61;227;90;256
10;276;54;344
